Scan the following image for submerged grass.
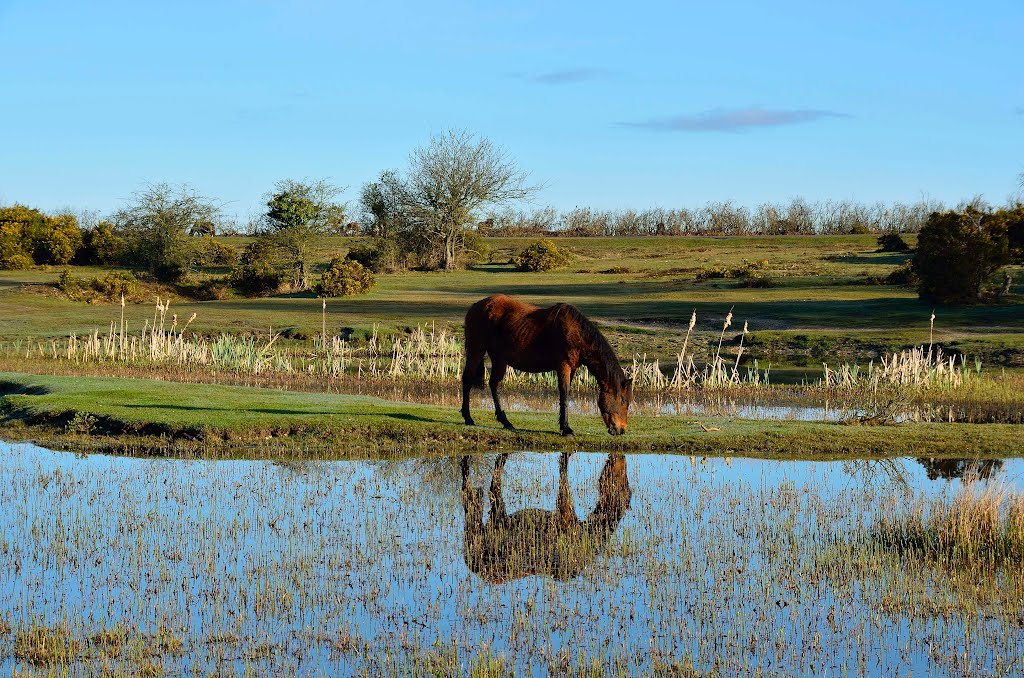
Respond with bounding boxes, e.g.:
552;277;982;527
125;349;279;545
2;447;1022;675
872;481;1024;567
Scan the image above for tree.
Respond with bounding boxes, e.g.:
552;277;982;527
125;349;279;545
987;203;1024;263
114;183;221;282
259;178;344;290
78;220;126;265
913;208;1009;304
0;205;45;269
399;130;539;270
31;213;82;265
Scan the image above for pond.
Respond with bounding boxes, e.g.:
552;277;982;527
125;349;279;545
0;441;1022;676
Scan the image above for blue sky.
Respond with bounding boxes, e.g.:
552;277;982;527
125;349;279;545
1;0;1021;221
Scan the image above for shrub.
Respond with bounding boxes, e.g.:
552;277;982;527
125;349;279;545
79;221;126;265
885;260;917;286
513;239;571;272
314;257;375;297
987;203;1024;264
876;233;910;252
57;270;138;302
196;236;238;267
461;229;491;266
695;259;768;282
229;243;284;297
92;271;138;300
345;243;397;273
734;276;774;288
57;269;81;295
188;277;230;301
914;209;1009;304
0;205;45;269
0;221;32;270
31;214;82;265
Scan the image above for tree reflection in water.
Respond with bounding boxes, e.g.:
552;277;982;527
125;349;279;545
916;457;1004;481
460;452;631;582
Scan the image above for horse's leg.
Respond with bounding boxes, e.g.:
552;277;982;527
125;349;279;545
557;363;575;436
489;361;514;430
556;451;578;529
460;456;484;568
461;348;485;426
489;453;509;524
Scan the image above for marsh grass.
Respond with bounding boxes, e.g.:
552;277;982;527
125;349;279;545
2;300;1018;424
3;447;1024;675
872;481;1024;567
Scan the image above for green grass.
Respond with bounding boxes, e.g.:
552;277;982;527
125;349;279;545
1;235;1021;367
2;371;1023;459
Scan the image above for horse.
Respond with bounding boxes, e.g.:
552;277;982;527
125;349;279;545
460;452;631;582
460;294;632;436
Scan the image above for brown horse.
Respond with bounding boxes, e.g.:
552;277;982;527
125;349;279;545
461;294;632;436
461;452;631;582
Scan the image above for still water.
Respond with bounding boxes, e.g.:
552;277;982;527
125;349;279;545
0;441;1021;676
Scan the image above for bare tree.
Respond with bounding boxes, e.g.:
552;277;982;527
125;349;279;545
403;130;541;269
114;182;220;282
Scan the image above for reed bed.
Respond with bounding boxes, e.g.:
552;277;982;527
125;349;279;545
872;481;1024;567
0;301;989;409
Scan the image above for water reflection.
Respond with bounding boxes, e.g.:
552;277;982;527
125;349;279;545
1;443;1023;676
460;452;631;582
915;457;1005;481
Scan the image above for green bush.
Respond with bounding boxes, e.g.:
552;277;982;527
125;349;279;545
987;203;1024;264
876;233;910;253
92;271;138;300
734;276;774;288
885;260;917;286
196;236;239;267
0;205;45;269
914;209;1009;304
188;277;230;301
461;229;490;266
314;257;375;297
513;239;571;272
79;221;126;265
695;259;768;282
345;243;395;273
31;214;82;265
57;270;138;302
0;221;31;270
229;241;284;296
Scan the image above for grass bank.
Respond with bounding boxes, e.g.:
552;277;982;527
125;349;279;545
2;372;1022;459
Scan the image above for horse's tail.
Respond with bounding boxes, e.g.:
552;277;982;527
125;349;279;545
464;300;488;389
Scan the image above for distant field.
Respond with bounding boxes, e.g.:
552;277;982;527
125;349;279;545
1;234;1022;368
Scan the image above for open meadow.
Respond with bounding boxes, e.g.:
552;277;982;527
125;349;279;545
3;235;1024;674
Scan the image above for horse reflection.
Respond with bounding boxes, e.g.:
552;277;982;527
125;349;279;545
460;452;631;582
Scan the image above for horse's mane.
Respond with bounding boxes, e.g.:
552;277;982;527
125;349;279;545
555;304;626;386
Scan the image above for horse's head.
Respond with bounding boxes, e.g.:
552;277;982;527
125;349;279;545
598;377;632;436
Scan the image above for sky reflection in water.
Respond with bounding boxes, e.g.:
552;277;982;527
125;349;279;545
0;442;1021;676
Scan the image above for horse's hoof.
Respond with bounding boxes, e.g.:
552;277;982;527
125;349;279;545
501;422;516;431
561;428;574;437
464;418;476;426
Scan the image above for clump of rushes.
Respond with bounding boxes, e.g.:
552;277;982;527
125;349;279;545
872;482;1024;567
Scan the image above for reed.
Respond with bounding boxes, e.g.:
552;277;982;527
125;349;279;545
872;481;1024;567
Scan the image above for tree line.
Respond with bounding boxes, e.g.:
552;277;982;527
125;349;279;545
1;129;1021;304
